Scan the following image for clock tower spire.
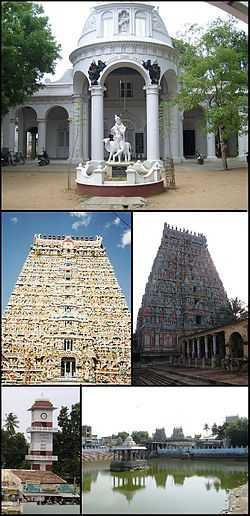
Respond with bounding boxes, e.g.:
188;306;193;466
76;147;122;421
25;398;58;471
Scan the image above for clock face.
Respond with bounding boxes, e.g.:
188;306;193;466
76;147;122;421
40;412;47;420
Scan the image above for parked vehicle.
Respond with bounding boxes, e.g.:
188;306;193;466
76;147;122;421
195;152;204;164
13;151;25;164
38;150;50;166
1;147;14;165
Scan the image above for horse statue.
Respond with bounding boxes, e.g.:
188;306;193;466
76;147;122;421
103;138;131;162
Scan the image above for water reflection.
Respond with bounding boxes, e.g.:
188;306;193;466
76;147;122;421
82;459;248;495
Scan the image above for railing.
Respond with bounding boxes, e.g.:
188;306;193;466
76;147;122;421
157;447;248;456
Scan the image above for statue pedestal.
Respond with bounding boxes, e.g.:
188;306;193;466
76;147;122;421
76;159;166;197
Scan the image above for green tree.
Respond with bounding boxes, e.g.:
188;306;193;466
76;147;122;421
131;431;150;444
1;429;28;468
2;1;61;116
203;423;210;435
229;297;248;320
211;423;226;440
225;417;248;447
172;18;248;169
4;412;20;435
117;432;129;442
53;403;80;485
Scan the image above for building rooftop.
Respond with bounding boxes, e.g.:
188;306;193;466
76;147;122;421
10;470;66;484
28;399;56;411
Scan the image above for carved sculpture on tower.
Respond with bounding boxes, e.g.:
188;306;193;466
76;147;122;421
136;223;234;359
2;234;131;384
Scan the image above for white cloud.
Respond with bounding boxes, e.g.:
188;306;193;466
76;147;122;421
104;217;121;230
118;229;131;248
70;212;91;230
10;217;18;224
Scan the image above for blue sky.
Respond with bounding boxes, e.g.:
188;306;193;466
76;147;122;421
1;211;131;311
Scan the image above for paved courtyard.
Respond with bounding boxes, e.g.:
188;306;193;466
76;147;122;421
2;159;247;210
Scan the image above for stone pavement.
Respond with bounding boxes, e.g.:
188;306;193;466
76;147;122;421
81;196;146;209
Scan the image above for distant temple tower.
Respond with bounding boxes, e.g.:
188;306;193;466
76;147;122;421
25;398;58;471
2;234;131;384
136;223;233;359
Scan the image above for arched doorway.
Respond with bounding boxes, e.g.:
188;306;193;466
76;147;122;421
16;107;38;158
183;106;207;158
229;332;244;358
61;357;76;377
46;106;69;159
26;127;38;159
103;66;146;159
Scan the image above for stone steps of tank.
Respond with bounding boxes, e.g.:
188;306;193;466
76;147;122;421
132;367;230;386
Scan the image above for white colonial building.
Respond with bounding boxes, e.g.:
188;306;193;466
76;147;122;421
1;1;248;163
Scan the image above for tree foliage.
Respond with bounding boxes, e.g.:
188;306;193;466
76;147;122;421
53;403;80;484
4;412;20;435
131;431;150;444
173;18;248;169
225;417;248;447
211;417;248;446
2;1;61;116
229;297;248;320
1;429;28;468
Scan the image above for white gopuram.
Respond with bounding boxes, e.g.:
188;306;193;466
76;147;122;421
25;398;58;471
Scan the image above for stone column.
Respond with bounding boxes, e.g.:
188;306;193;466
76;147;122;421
145;84;160;161
212;335;217;356
69;95;83;162
192;339;196;359
17;110;25;154
238;134;248;161
204;335;209;359
187;341;190;357
90;85;105;161
82;99;89;161
9;119;16;153
169;105;180;162
37;119;47;155
197;337;201;359
207;132;216;159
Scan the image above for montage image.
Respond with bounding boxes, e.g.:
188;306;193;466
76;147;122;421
133;212;248;386
1;386;80;514
1;211;131;385
82;386;248;514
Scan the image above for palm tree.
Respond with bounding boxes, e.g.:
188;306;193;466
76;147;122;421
4;412;19;435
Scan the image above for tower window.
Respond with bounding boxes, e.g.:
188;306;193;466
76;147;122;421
64;339;73;351
196;315;201;324
193;286;197;292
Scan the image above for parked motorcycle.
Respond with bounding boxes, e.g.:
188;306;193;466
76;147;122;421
38;150;50;166
14;151;25;164
196;152;204;164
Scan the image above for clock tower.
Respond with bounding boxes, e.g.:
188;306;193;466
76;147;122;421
25;398;58;471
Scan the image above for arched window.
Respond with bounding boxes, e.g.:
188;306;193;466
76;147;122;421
135;12;146;37
102;11;113;38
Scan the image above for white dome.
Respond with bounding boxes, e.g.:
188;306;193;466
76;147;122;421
123;435;136;447
77;1;173;49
